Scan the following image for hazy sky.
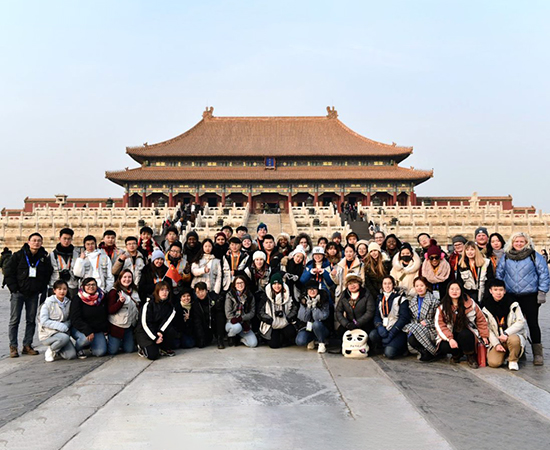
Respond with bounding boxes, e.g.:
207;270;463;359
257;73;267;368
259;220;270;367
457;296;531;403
1;1;549;210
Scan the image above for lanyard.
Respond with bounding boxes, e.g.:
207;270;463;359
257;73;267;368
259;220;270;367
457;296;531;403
57;254;72;270
382;297;389;316
231;254;240;271
25;253;39;268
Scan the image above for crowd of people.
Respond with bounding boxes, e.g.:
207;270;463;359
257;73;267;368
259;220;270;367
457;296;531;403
2;222;549;371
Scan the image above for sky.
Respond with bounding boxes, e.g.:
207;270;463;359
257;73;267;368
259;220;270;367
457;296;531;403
1;1;549;211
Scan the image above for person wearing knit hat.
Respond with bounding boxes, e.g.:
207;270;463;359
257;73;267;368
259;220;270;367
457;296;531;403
255;223;268;252
336;272;375;335
364;241;391;300
138;248;168;301
299;243;335;303
475;227;489;255
276;232;292;257
421;239;451;300
331;231;344;254
346;231;358;246
449;236;466;279
213;232;229;260
244;250;271;293
258;271;297;348
390;242;421;296
356;239;369;262
241;233;257;257
368;242;381;254
151;249;165;262
295;279;331;353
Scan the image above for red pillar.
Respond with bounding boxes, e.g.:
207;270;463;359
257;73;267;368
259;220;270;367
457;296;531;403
411;192;417;206
248;192;253;212
195;192;200;204
123;192;129;206
221;192;226;205
168;192;174;207
393;191;397;206
366;192;371;206
314;192;319;205
287;192;292;206
339;191;345;213
141;192;147;207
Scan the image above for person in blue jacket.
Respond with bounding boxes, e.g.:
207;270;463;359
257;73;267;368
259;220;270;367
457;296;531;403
496;232;550;365
299;246;335;303
369;276;411;359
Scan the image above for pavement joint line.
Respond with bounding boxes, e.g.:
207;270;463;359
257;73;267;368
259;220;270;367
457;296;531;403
464;366;550;422
320;354;356;420
59;358;154;450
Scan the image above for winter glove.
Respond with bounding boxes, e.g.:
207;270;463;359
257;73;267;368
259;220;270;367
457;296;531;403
230;317;242;324
377;326;389;339
346;322;357;330
284;273;299;282
242;322;251;333
538;291;547;304
263;317;274;325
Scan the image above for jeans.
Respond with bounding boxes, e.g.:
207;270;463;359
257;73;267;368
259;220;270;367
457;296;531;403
225;322;258;348
173;333;196;349
71;328;108;356
296;321;330;346
369;328;408;359
108;328;135;355
9;292;40;347
41;333;77;360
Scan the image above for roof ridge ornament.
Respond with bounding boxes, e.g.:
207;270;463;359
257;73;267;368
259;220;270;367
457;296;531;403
203;106;214;120
326;106;338;119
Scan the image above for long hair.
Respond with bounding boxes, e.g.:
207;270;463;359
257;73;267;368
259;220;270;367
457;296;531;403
365;251;386;279
440;282;468;331
486;233;505;258
193;238;214;264
459;241;485;268
113;269;138;293
153;281;171;303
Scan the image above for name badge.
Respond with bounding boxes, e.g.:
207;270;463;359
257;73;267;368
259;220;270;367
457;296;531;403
433;290;440;300
382;317;389;327
306;321;313;332
29;267;37;278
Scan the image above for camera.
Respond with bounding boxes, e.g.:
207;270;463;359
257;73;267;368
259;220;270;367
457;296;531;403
276;310;284;318
59;269;71;282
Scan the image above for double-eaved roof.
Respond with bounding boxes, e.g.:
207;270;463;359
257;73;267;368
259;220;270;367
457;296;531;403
106;107;433;186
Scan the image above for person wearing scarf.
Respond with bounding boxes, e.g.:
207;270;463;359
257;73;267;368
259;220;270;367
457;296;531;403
421;239;451;300
258;272;298;348
183;231;201;263
165;242;192;295
482;279;526;370
295;281;331;353
331;244;364;304
487;232;506;272
496;232;550;365
172;287;196;348
336;273;375;337
139;249;168;301
224;275;258;347
390;243;421;296
282;245;307;300
99;230;123;265
213;232;229;260
137;226;159;261
70;277;108;358
244;251;271;293
107;269;141;354
191;239;223;294
369;276;411;359
457;241;493;305
49;228;80;299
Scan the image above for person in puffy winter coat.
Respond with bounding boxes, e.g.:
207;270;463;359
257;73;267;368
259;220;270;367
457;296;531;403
336;274;376;335
369;276;411;359
224;275;258;348
496;232;549;365
390;243;421;296
74;235;114;292
295;281;330;353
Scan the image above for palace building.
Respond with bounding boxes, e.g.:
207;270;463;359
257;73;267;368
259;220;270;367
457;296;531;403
105;107;433;212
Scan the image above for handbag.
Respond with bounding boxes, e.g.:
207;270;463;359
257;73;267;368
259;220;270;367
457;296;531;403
477;341;487;367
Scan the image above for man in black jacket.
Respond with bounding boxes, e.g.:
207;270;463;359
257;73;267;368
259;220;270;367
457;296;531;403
4;233;53;357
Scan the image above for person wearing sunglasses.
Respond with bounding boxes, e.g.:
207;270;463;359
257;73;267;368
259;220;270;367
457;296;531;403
421;240;451;301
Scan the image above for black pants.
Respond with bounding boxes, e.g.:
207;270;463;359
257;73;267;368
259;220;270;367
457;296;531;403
511;293;541;344
408;334;430;353
438;329;476;356
142;328;177;361
269;324;296;349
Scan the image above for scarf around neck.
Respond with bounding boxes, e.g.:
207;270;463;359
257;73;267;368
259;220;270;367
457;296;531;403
506;247;534;262
78;287;104;306
422;258;451;283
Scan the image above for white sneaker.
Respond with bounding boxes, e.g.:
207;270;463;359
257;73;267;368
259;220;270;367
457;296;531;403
508;361;519;371
318;343;327;354
307;341;316;350
45;347;55;362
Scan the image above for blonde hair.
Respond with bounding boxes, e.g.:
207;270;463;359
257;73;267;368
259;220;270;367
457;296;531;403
503;232;535;253
459;241;485;268
364;252;386;279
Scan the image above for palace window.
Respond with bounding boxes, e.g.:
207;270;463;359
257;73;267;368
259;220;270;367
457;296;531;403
207;162;217;166
374;161;384;166
322;161;333;166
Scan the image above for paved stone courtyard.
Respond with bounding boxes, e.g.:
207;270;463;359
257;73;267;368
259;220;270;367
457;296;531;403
1;281;549;450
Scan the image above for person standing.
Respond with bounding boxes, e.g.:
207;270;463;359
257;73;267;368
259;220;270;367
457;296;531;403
4;233;53;357
49;228;80;299
73;235;115;293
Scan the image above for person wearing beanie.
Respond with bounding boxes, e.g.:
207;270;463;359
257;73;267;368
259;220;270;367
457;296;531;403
191;239;223;295
295;281;331;353
213;232;228;260
241;233;257;257
276;232;292;257
255;223;268;252
390;242;422;296
331;232;345;255
138;248;168;301
345;231;359;246
258;272;298;348
457;241;493;305
369;275;411;359
330;244;365;303
421;239;451;300
449;235;467;281
475;227;490;255
183;230;201;263
282;245;307;301
299;246;335;303
293;233;313;262
355;240;369;263
161;226;180;253
244;251;271;293
336;273;376;339
364;241;390;300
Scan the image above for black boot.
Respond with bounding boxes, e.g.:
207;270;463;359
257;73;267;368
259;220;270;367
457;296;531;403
217;337;225;349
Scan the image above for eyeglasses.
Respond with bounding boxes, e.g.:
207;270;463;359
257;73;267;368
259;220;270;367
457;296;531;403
84;283;97;288
429;256;440;261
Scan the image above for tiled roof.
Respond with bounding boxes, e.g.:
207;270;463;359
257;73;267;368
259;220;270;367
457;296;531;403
106;165;433;185
126;107;413;162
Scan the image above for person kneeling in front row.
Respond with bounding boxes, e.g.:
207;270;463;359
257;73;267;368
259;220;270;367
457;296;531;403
295;281;330;353
482;279;526;371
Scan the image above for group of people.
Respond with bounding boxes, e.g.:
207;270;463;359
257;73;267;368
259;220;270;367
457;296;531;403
2;222;548;370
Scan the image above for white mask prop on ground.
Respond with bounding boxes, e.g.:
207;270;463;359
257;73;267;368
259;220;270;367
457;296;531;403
342;329;369;359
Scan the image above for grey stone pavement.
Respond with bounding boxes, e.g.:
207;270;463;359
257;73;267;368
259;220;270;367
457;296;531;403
0;276;550;449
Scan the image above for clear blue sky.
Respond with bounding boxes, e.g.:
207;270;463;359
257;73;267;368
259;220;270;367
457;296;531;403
1;1;549;210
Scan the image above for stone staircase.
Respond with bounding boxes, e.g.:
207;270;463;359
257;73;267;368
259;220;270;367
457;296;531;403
246;213;282;237
349;220;373;240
